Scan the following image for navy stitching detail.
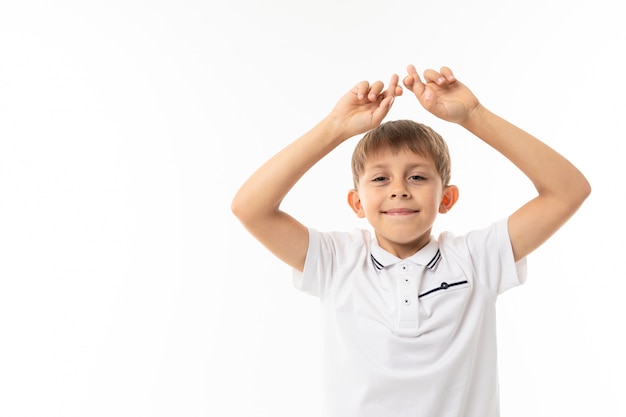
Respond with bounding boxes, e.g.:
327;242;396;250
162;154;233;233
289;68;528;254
418;280;468;298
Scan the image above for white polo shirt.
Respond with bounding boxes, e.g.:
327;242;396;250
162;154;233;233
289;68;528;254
293;218;526;417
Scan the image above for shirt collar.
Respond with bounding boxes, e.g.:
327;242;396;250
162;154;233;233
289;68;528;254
370;237;441;271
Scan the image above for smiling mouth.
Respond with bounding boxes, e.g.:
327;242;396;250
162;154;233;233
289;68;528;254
382;208;419;215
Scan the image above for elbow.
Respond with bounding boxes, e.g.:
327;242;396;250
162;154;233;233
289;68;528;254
546;173;592;216
569;174;592;211
582;179;592;201
577;175;592;205
231;191;268;228
231;193;247;223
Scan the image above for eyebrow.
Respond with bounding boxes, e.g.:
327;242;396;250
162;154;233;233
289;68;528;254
364;163;430;171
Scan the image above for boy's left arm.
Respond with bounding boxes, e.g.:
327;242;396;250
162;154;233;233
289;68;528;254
404;65;591;262
461;106;591;262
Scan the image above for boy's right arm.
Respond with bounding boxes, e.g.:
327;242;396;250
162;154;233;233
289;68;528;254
231;76;402;272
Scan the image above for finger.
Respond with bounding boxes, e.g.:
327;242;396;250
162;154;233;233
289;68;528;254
373;95;395;124
403;64;424;95
384;73;401;98
403;64;419;86
353;81;371;100
423;69;446;85
379;94;395;112
393;77;404;96
368;80;385;101
440;66;456;82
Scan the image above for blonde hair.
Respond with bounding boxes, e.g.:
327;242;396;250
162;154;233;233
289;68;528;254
351;120;451;188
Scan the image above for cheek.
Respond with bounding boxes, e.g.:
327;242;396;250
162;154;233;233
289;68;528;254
358;196;380;216
417;188;444;208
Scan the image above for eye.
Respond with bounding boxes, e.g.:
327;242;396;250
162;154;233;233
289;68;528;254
372;176;388;182
409;175;426;181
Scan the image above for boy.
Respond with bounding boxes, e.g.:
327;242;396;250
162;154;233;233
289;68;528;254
231;65;590;417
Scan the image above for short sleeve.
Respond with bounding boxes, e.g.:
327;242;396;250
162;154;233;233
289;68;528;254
440;218;527;296
292;228;370;298
292;227;323;297
466;217;527;295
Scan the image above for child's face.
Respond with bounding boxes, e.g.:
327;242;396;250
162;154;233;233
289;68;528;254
348;148;456;258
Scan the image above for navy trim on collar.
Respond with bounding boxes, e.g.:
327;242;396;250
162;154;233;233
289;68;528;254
370;239;441;271
426;249;441;269
370;254;385;270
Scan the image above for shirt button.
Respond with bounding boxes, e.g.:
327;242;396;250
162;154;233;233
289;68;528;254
403;298;411;305
401;265;408;271
441;282;449;289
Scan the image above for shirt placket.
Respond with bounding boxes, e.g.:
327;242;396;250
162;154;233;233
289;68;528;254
396;262;421;334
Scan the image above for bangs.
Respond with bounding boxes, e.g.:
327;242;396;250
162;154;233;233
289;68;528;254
351;120;451;188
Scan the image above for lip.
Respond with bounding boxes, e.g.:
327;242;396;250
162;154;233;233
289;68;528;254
382;208;419;215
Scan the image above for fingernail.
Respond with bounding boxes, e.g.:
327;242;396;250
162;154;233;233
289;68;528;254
437;77;445;84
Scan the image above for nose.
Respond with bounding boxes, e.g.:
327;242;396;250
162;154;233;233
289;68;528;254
390;182;410;199
391;191;409;199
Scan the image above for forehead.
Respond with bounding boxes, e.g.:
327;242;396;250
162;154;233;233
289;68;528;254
362;148;437;170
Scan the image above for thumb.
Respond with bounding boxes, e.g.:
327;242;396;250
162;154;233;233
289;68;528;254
403;65;425;97
371;95;395;125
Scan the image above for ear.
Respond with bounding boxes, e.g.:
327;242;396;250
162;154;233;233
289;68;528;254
347;189;366;218
439;185;459;214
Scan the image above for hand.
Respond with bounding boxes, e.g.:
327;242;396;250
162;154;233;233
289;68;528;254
327;74;403;139
403;65;480;124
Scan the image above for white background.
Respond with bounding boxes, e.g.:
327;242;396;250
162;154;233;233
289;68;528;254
0;1;624;416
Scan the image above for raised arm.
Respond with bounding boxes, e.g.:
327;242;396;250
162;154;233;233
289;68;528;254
404;65;591;262
231;75;402;271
